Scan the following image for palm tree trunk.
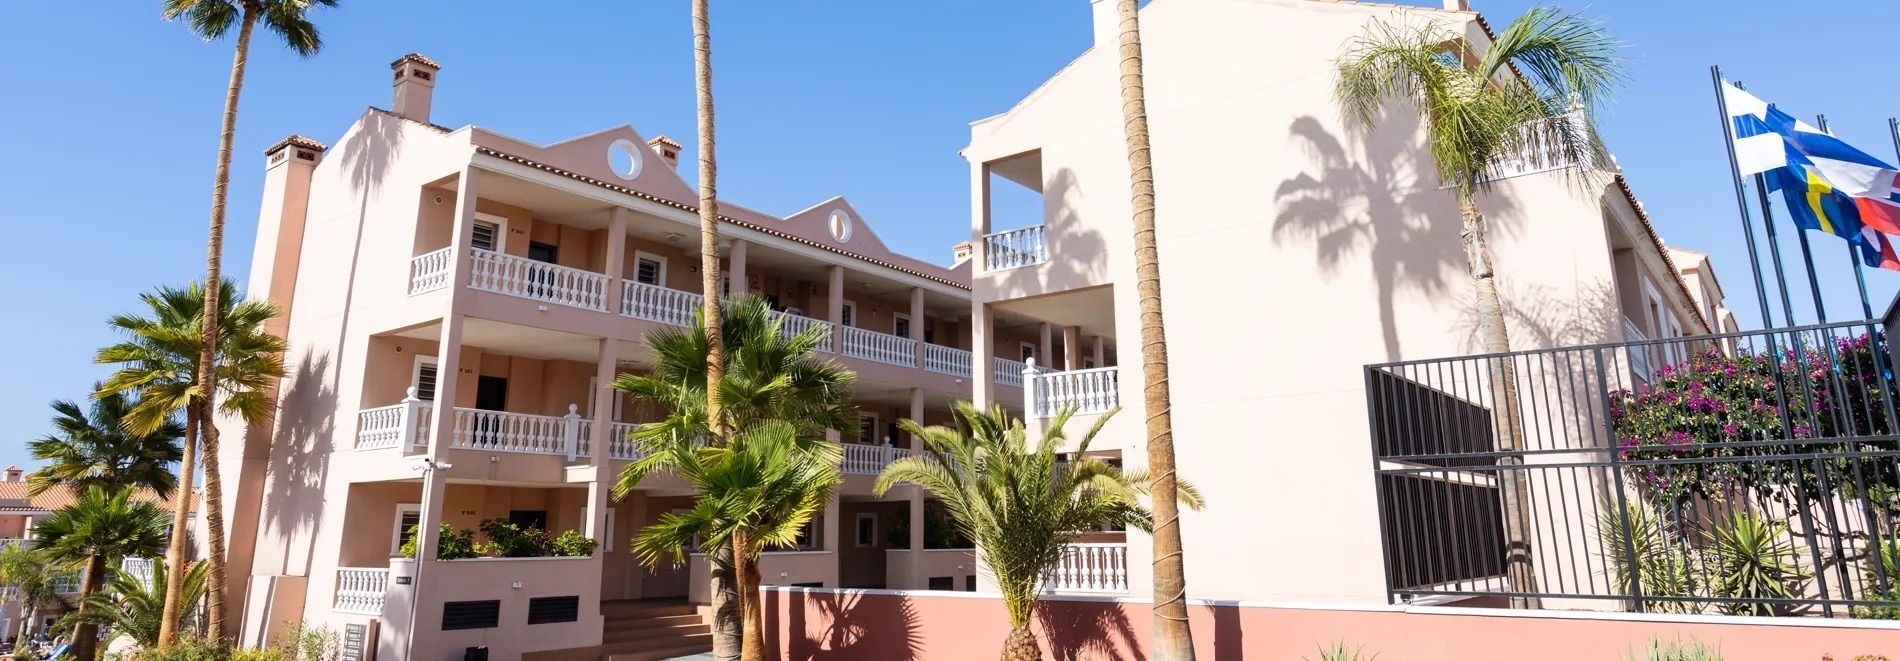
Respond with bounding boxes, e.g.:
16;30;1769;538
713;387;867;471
1459;198;1541;608
999;623;1041;661
73;555;106;661
734;540;765;661
1109;1;1195;657
191;8;258;647
157;402;202;648
689;0;737;658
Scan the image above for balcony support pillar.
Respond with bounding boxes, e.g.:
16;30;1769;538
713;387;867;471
1092;334;1106;368
1039;322;1054;368
605;208;629;314
1062;325;1082;371
906;387;927;589
446;166;481;298
587;338;617;551
909;287;926;368
728;239;748;297
972;303;996;408
827;265;846;353
969;161;992;272
407;311;465;644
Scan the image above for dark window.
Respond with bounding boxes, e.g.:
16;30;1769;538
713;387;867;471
415;361;439;402
528;242;558;264
965;575;976;592
928;577;953;591
471;222;499;252
476;377;508;411
1366;370;1495;467
509;510;549;530
634;257;663;286
923;327;935;345
790;582;822;588
442;600;500;631
526;596;580;625
894;316;911;339
1378;474;1505;591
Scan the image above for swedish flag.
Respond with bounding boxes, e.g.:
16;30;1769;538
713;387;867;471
1767;165;1900;271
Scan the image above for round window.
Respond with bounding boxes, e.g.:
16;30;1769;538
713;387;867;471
608;139;644;181
828;210;853;243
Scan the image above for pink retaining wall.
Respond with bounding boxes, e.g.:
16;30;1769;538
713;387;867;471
761;588;1900;660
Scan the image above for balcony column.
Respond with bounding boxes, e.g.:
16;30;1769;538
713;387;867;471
821;493;842;588
605;208;629;315
827;265;846;352
446;166;482;297
1038;322;1054;368
909;287;926;368
1092;334;1106;367
587;339;617;549
972;304;995;408
906;387;926;589
409;311;465;629
1062;326;1082;371
728;239;748;297
970;162;992;271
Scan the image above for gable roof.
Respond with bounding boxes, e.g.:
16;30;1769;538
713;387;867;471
0;483;185;514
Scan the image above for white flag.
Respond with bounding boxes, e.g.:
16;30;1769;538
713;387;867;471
1722;81;1817;177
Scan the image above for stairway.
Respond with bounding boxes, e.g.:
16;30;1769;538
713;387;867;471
599;599;714;661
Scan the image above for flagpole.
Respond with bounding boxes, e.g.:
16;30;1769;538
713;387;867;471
1735;81;1800;325
1713;67;1779;328
1822;113;1874;320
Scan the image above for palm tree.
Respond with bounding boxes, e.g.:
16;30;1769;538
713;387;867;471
1335;5;1625;607
0;544;72;643
1100;2;1196;655
613;295;854;659
685;0;731;651
28;389;184;500
632;421;839;661
71;557;210;649
874;403;1203;661
94;280;286;646
32;488;172;661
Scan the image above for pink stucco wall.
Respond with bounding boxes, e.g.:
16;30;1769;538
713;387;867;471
762;588;1900;661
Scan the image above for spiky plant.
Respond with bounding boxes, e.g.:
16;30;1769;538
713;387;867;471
1704;510;1808;616
1596;499;1702;614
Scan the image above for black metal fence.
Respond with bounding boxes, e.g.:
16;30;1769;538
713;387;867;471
1364;319;1900;618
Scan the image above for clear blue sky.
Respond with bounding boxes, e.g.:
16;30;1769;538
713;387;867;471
2;0;1897;470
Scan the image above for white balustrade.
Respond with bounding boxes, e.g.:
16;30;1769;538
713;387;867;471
51;577;78;594
1026;363;1120;418
1624;318;1654;380
842;327;917;367
609;422;644;461
410;247;452;295
448;406;583;456
355;404;407;450
993;357;1027;388
924;344;973;378
333;567;390;615
775;312;833;352
983;225;1049;271
1043;543;1128;593
468;248;610;311
1488;111;1595;180
120;557;155;585
621;280;704;326
841;444;909;475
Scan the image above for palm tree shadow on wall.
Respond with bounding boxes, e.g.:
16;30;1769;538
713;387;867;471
1272;115;1521;362
772;590;922;661
263;351;335;575
1036;597;1143;661
987;167;1110;300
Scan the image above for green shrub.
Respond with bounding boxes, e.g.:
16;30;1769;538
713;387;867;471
1306;641;1374;661
400;523;480;560
268;620;339;661
1704;510;1809;616
551;529;598;557
1621;637;1722;661
1598;499;1702;614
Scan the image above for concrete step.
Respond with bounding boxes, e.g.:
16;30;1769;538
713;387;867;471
601;602;698;618
604;623;711;643
604;613;704;629
599;633;713;661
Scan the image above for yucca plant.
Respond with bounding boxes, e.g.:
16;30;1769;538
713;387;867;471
1307;641;1376;661
1852;537;1900;619
1621;637;1722;661
1597;499;1702;613
1704;510;1808;616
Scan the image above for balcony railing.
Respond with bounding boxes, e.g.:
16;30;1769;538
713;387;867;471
1623;318;1653;379
622;280;703;326
1364;320;1897;617
469;249;611;311
411;247;452;294
924;344;973;378
447;406;583;456
993;357;1027;388
842;443;910;475
120;557;155;584
1026;363;1120;418
777;312;832;351
983;225;1048;271
1043;543;1128;593
356;403;409;450
1487;111;1597;180
333;567;389;615
842;326;917;367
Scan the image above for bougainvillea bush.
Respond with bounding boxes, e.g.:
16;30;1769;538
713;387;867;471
1608;332;1898;504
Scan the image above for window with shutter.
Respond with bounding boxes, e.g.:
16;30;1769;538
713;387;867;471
471;221;500;252
857;413;879;445
392;503;422;555
841;301;856;328
894;314;911;339
413;356;439;401
635;258;661;285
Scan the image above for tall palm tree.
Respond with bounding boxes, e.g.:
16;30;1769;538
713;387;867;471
685;0;732;652
1335;5;1624;607
874;404;1203;661
632;421;839;661
0;544;71;644
1100;2;1197;655
71;557;210;649
28;389;184;500
32;488;172;661
94;281;286;647
613;295;854;659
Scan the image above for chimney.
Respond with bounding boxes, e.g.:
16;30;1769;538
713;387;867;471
255;135;328;339
3;467;21;483
648;135;682;170
952;241;974;265
1090;0;1119;50
390;53;441;124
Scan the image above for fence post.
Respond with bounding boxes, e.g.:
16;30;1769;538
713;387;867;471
1024;357;1039;419
1597;347;1646;613
564;404;582;460
400;387;423;453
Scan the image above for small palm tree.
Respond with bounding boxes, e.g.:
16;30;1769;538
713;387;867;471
28;388;184;499
32;488;171;661
94;280;285;647
874;403;1203;661
613;295;854;661
632;421;840;661
72;557;210;648
1335;5;1625;606
0;544;73;643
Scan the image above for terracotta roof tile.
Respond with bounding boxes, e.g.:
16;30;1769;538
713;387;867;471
264;134;329;156
391;53;440;70
0;482;183;513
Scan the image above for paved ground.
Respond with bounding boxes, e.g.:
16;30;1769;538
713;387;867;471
659;655;714;661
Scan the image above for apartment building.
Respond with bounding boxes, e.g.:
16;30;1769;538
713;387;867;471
0;468;183;642
964;0;1730;608
216;54;1102;660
